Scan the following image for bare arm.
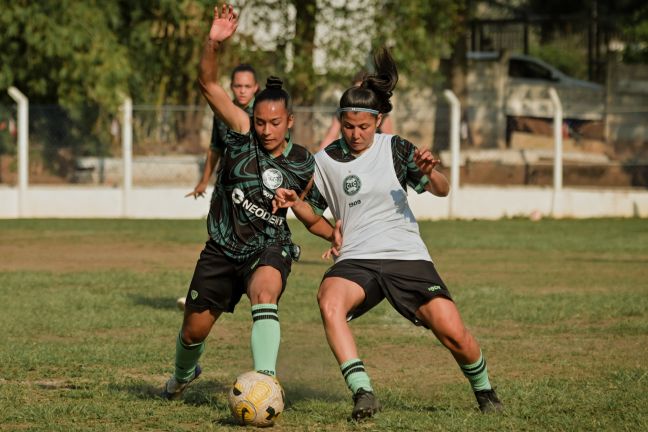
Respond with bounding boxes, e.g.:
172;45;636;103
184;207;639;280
380;114;395;134
198;5;249;134
186;148;221;198
414;148;450;197
318;116;341;150
273;188;342;257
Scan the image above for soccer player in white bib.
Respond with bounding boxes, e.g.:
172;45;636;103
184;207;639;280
273;48;503;419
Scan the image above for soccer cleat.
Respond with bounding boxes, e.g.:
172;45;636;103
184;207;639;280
351;388;381;420
474;388;503;413
160;365;202;400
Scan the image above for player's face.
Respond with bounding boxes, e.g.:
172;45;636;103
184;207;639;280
253;100;294;157
340;111;383;155
231;71;258;107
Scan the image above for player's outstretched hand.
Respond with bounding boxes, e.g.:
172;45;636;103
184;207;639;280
413;148;440;176
322;220;342;260
272;188;299;214
209;4;238;43
185;181;208;199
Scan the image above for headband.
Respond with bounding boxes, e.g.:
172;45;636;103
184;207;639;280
336;107;380;115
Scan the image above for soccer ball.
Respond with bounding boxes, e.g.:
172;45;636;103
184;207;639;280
228;371;285;427
176;296;186;311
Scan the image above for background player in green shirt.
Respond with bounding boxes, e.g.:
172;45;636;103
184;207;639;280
186;64;259;199
161;4;339;399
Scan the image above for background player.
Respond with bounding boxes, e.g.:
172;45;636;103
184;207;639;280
186;64;259;199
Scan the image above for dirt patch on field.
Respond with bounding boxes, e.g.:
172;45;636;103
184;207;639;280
0;240;202;272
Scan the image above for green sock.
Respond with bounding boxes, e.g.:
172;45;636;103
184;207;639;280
251;303;280;376
174;332;205;382
460;352;492;391
341;358;373;394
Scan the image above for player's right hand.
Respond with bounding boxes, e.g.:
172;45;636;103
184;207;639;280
209;4;238;43
185;182;208;199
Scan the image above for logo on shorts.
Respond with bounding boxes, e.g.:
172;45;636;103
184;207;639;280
262;168;283;190
343;175;361;196
190;289;199;300
427;285;442;292
232;188;245;204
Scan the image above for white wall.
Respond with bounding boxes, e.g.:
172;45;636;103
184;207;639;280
1;185;647;219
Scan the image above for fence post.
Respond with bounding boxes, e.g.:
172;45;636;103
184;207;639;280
7;87;28;218
121;97;133;218
443;89;461;219
548;88;563;217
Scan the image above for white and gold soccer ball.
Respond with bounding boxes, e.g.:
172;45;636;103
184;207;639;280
228;371;285;427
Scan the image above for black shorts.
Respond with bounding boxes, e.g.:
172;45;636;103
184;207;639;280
322;259;452;328
185;239;292;313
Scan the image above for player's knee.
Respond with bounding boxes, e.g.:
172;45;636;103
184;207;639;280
439;327;470;352
254;289;278;305
180;327;207;345
317;294;342;322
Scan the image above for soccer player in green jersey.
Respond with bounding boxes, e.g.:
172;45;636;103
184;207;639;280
273;48;503;418
161;4;339;400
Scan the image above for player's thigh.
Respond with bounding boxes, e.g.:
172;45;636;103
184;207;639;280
318;276;366;317
416;296;468;340
244;244;292;305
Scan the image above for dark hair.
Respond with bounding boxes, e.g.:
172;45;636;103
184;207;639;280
253;76;292;113
230;63;257;82
339;47;398;114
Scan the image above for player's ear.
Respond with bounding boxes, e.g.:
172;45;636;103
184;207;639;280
287;113;294;129
376;113;383;129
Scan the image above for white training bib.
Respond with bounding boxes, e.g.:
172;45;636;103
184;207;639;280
314;134;431;262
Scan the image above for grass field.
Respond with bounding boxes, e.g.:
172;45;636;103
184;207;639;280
0;218;647;431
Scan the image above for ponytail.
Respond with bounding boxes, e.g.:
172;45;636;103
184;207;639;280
339;47;398;115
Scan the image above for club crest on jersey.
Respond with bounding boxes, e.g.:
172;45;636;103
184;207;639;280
343;175;362;196
262;168;283;190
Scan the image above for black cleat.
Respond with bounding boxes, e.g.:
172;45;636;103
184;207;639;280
160;365;202;400
351;388;381;420
474;388;503;413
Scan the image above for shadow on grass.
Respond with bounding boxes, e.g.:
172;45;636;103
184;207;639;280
112;378;230;407
128;294;179;310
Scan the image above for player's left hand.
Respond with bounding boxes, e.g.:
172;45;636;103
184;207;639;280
413;148;440;176
322;220;342;260
272;188;299;214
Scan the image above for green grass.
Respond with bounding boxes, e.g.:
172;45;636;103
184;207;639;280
0;218;647;431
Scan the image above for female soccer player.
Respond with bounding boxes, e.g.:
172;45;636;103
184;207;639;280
273;48;503;418
161;4;338;400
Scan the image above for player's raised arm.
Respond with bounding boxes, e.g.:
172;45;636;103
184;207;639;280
198;4;250;134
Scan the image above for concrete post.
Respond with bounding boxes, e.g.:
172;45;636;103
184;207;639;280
443;89;461;218
548;88;563;217
121;97;133;217
7;87;28;217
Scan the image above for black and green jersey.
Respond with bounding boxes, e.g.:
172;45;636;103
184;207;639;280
207;129;315;260
210;101;254;151
307;134;430;214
